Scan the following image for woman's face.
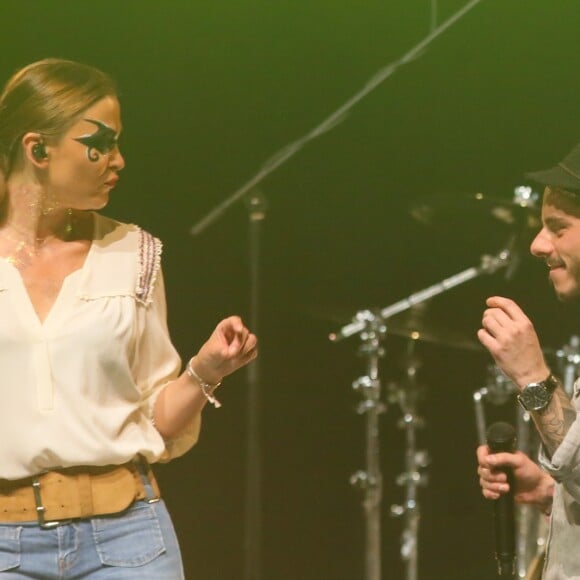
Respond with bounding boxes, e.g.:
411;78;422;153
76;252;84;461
44;95;125;211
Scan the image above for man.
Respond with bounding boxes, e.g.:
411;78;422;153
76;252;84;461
477;142;580;579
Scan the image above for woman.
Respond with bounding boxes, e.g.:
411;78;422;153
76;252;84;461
0;58;257;578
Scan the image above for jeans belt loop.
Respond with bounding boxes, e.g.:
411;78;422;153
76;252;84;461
134;457;160;504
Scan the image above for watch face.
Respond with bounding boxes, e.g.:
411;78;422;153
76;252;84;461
519;384;551;411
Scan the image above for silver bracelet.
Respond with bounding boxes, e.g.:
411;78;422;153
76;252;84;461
186;359;222;409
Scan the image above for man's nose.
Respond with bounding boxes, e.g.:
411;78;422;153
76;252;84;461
530;228;551;257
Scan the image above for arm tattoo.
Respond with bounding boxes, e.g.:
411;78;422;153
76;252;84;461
532;387;576;458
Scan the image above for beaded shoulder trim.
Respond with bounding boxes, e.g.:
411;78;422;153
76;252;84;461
136;227;162;305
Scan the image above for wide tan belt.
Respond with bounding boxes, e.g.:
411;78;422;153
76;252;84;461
0;458;161;527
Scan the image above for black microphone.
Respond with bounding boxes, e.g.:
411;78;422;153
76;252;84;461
486;421;517;578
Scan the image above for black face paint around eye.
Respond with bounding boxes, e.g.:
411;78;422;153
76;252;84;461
73;120;118;162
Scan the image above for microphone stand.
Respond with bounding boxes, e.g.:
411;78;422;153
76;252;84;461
191;190;267;580
243;192;267;580
330;249;510;580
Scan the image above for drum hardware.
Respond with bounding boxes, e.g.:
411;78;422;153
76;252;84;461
411;188;541;232
382;315;481;352
555;334;580;395
388;339;429;580
473;365;518;446
329;250;510;344
404;186;544;578
331;250;510;580
347;309;386;580
473;389;488;448
512;185;540;207
411;188;541;282
514;404;548;580
473;360;564;579
316;304;482;352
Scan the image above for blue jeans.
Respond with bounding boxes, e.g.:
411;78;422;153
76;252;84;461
0;500;185;579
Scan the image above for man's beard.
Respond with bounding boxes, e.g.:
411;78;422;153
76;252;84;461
552;259;580;302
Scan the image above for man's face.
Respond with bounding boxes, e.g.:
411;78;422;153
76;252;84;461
530;188;580;301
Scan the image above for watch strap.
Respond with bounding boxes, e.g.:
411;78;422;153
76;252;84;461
542;373;559;395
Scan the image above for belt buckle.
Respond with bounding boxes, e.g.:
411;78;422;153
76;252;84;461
32;478;72;529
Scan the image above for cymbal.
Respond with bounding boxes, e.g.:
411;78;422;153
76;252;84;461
411;192;541;231
340;314;562;356
311;303;483;351
383;315;482;352
313;303;561;356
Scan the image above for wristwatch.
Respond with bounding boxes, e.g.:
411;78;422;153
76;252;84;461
517;374;559;412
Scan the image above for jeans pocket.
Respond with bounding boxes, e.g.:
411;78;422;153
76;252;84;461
0;526;21;572
91;502;166;567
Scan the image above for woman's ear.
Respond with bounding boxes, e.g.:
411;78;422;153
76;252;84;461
21;132;49;167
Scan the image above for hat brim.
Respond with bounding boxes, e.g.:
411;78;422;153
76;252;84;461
525;165;580;193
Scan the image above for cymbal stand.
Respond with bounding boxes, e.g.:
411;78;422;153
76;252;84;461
389;339;428;580
349;310;386;580
329;249;510;343
331;249;510;580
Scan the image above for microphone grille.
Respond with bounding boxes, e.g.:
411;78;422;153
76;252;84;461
486;421;517;453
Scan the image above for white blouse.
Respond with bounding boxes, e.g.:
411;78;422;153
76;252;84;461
0;212;200;480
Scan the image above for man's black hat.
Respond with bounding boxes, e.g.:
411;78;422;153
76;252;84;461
526;142;580;192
